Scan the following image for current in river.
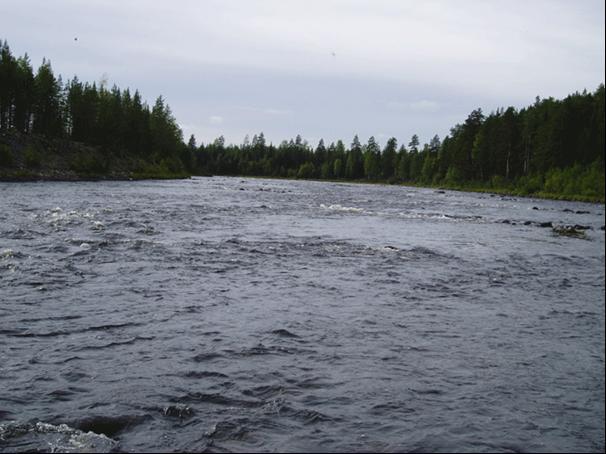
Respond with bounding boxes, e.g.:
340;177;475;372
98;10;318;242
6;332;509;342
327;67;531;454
0;177;604;452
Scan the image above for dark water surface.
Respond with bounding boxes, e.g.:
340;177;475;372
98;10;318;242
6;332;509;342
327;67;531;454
1;177;604;453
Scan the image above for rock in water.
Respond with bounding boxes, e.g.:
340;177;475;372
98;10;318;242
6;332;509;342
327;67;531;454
552;225;586;238
0;421;119;453
162;405;194;419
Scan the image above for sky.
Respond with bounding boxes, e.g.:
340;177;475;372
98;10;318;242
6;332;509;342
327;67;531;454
1;0;604;148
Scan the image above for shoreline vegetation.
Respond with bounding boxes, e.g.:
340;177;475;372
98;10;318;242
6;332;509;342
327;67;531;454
244;175;605;204
1;40;604;203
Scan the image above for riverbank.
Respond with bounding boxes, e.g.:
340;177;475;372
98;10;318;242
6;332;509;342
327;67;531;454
400;181;605;204
1;129;602;205
228;174;606;204
0;131;189;182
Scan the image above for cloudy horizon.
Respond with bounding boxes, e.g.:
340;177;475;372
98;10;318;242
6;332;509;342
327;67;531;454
2;0;604;148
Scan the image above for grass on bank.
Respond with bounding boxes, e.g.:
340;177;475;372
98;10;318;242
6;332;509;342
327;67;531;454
433;164;604;203
237;163;605;204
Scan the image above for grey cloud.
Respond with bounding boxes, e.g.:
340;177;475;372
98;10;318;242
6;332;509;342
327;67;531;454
2;0;603;147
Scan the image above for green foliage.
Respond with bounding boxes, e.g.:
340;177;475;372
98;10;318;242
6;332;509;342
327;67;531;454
543;168;567;194
24;145;41;168
444;166;462;185
420;154;436;184
179;147;194;173
32;59;63;137
160;156;185;174
69;150;108;175
580;163;605;198
131;159;189;180
515;174;544;195
397;149;409;180
333;158;343;178
0;143;13;167
297;162;315;179
320;161;332;179
363;136;381;180
489;175;507;189
363;150;379;179
543;163;604;199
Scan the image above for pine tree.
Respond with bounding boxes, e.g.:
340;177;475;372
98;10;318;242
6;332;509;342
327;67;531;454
32;59;63;137
382;137;398;179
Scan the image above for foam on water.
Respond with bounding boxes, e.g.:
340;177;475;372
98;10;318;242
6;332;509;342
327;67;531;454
0;422;118;453
320;203;364;213
0;177;603;453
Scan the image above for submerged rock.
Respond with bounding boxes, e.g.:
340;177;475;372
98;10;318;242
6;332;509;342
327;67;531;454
383;245;399;251
73;414;149;438
162;405;194;419
552;225;587;238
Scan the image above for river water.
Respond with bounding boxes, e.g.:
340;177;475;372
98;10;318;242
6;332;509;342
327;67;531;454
0;177;604;452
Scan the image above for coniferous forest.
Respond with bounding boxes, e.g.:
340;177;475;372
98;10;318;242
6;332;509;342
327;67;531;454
1;40;604;201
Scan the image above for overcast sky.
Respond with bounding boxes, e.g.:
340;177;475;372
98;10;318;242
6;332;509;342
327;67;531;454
2;0;604;147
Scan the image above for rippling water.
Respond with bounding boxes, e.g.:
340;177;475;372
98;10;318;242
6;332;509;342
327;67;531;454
1;177;604;452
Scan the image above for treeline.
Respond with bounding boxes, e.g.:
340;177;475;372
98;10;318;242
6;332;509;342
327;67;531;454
1;40;604;200
0;40;186;175
192;86;604;200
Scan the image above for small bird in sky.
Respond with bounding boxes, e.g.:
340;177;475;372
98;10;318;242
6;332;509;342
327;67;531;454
74;37;78;41
331;51;336;57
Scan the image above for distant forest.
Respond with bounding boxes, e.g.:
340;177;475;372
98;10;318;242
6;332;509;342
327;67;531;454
1;40;604;200
195;87;604;200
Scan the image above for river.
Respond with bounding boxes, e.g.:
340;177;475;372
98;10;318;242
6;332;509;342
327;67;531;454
1;177;604;452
